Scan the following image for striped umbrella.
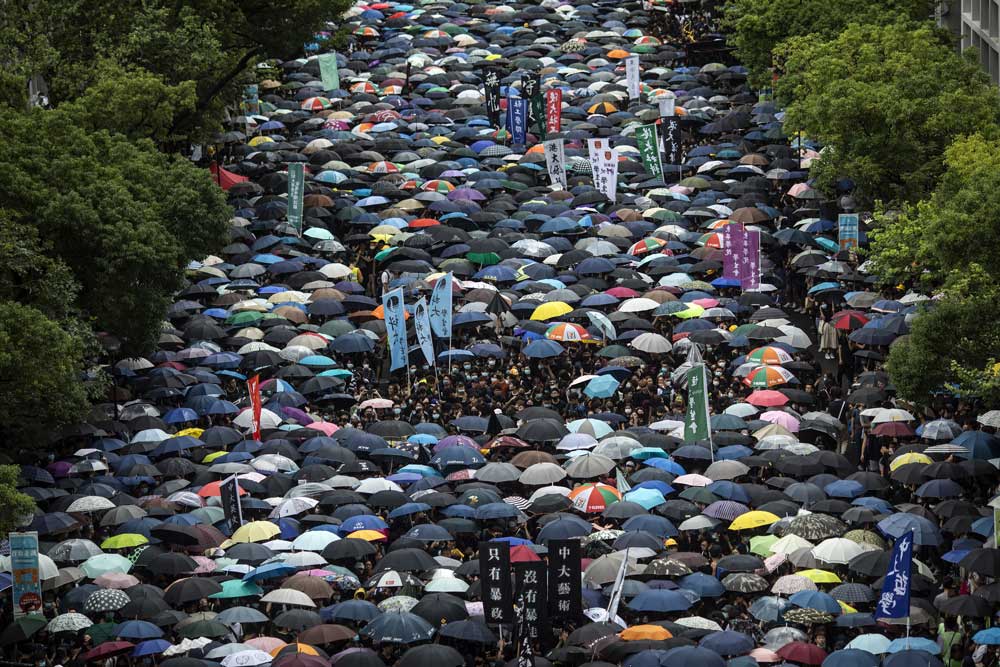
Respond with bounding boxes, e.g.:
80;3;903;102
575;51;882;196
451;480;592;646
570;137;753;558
743;365;797;388
702;500;750;521
568;483;622;513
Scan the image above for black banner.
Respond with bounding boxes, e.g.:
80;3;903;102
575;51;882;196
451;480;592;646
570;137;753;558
522;73;543;138
480;541;513;623
220;475;244;528
515;562;549;645
484;69;502;129
515;593;534;667
662;116;682;166
547;539;582;621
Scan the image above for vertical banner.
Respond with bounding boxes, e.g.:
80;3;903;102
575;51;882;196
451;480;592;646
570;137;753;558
625;56;641;100
247;374;262;441
838;213;860;251
522;73;542;136
509;96;528;146
994;508;1000;548
515;595;534;667
382;288;408;372
634;124;663;182
605;548;630;622
547;539;582;621
429;273;453;339
413;297;435;366
484;69;502;128
318;53;340;91
663;115;682;166
480;541;513;623
684;364;711;448
286;163;305;236
597;148;619;203
514;562;549;644
657;95;676;118
10;532;41;617
543;139;567;190
876;531;913;618
723;226;761;290
545;89;562;134
219;475;244;528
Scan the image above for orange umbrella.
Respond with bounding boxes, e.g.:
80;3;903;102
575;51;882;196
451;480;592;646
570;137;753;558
620;625;673;640
372;304;411;320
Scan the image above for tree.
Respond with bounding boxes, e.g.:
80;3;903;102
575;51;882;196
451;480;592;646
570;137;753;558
886;293;1000;406
0;302;89;449
0;465;37;537
777;22;1000;205
0;107;231;355
721;0;933;87
0;0;351;141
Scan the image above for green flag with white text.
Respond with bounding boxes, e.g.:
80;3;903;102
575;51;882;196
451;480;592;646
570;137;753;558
635;124;663;182
684;364;711;451
318;53;340;91
287;163;305;236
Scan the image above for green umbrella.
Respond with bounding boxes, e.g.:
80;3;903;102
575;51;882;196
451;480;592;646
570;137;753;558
0;614;48;645
88;621;116;645
178;620;230;639
209;579;263;599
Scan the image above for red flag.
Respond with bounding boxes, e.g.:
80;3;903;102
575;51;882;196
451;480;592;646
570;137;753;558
545;89;562;134
208;163;249;191
247;374;262;440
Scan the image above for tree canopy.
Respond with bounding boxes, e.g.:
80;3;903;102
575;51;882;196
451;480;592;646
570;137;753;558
721;0;933;88
777;22;1000;205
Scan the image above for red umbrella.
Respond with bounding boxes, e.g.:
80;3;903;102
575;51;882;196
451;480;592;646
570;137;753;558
776;642;828;665
872;421;916;438
745;390;788;407
83;642;135;662
831;310;869;331
510;545;542;563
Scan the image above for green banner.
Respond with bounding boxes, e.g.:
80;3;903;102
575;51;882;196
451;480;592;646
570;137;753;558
318;53;340;91
635;124;663;182
287;163;305;236
531;93;545;139
684;364;711;447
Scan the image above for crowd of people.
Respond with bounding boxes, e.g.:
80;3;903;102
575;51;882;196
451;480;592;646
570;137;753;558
4;1;1000;667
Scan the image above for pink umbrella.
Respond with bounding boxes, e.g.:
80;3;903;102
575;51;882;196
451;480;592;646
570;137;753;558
245;637;285;653
745;391;788;408
191;556;215;574
308;421;339;436
750;649;782;663
94;573;140;589
759;410;800;432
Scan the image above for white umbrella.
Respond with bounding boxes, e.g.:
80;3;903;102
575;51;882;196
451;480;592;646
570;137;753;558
679;516;721;531
270;497;319;518
66;496;116;513
564;453;615;478
704;460;749;481
676;616;723;631
281;551;326;568
527;485;571;501
618;297;660;313
47;612;93;633
810;537;865;565
871;408;915;424
724;403;759;418
630;332;672;353
355;478;403;494
519;462;567;485
979;410;1000;428
291;530;340;552
768;534;814;556
260;588;315;607
221;650;274;667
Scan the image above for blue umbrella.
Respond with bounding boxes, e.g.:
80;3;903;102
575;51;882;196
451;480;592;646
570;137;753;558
132;640;172;657
475;502;521;520
388;503;431;519
660;646;727;667
536;516;591;542
749;596;792;622
628;589;692;613
622;515;678;538
973;628;1000;645
404;523;453;541
681;573;726;598
623;487;666;509
836;613;875;628
887;639;941;654
789;590;841;613
242;562;297;582
821;649;879;667
585;375;621;398
883;651;943;667
915;479;963;498
877;513;941;545
625;650;671;667
429;446;486;469
825;480;865;499
321;599;380;623
954;430;1000;459
699;630;755;656
113;620;163;640
523;339;565;358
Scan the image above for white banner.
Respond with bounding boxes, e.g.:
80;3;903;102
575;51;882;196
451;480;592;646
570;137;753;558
625;56;641;100
592;142;619;203
658;95;676;118
543;139;567;190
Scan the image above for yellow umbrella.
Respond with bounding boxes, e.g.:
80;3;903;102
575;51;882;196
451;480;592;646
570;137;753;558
202;451;228;463
673;304;705;319
730;510;780;531
889;452;932;470
101;533;148;549
838;600;858;614
347;530;388;542
176;427;204;438
249;135;276;146
230;521;281;543
531;302;573;321
796;568;841;584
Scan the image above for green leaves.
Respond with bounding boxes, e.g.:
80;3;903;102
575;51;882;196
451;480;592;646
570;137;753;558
778;22;1000;206
0;466;36;537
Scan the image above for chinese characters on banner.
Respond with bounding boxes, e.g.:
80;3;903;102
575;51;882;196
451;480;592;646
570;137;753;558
382;288;408;372
413;297;435;366
545;89;562;134
634;124;663;182
219;474;244;528
247;374;262;441
522;73;543;136
587;138;618;202
876;531;913;618
723;225;761;290
318;53;340;91
479;541;513;623
484;69;502;128
663;115;682;166
515;562;549;643
547;539;582;621
10;532;41;617
543;139;567;190
428;272;453;339
684;364;712;449
838;213;860;251
286;163;305;236
625;56;641;100
509;96;528;146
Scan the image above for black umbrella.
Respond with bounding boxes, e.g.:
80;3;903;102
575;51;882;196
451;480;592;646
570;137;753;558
411;593;469;626
398;645;464;667
163;577;222;605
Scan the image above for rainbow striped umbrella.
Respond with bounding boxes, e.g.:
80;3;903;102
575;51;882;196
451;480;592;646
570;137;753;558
568;483;622;513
